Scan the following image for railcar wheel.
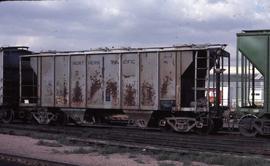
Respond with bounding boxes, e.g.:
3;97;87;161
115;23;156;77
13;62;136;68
88;116;96;125
158;119;170;132
195;118;213;135
211;118;223;133
2;109;14;124
52;111;68;125
159;119;167;127
238;114;258;137
136;119;147;128
24;111;34;123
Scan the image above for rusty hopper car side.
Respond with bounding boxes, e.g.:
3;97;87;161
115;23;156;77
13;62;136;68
19;44;230;133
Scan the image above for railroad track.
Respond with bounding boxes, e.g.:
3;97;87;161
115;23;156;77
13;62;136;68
0;123;270;157
0;152;78;166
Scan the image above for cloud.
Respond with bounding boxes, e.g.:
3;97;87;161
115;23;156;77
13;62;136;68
0;0;269;55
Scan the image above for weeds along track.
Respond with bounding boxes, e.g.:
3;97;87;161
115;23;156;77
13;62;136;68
1;123;270;157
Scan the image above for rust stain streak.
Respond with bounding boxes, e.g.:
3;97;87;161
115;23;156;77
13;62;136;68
124;84;136;106
72;81;83;105
161;75;172;97
106;80;118;104
63;80;68;104
89;71;102;100
56;80;68;105
141;81;155;106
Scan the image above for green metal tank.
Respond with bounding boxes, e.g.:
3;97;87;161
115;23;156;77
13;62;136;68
237;30;270;136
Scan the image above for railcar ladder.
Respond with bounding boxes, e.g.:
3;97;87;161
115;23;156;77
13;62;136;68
194;51;210;112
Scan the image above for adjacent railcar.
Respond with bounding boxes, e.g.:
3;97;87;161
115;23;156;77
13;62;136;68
237;30;270;136
0;46;32;123
19;44;230;133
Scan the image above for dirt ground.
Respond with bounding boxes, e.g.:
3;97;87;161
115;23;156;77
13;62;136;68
0;133;220;166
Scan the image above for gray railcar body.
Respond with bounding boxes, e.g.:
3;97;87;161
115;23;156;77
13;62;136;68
19;44;230;132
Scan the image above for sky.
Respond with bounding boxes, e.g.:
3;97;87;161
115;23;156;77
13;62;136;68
0;0;270;62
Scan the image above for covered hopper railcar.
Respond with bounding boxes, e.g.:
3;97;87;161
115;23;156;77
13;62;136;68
5;44;230;133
